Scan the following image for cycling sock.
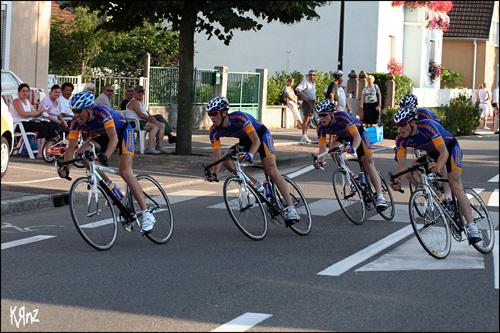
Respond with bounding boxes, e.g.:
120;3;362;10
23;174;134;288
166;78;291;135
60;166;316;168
444;194;452;201
287;206;297;213
142;210;152;218
466;222;476;229
377;193;385;200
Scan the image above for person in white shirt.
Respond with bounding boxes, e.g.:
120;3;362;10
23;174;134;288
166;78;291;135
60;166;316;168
477;82;491;129
58;82;74;118
38;84;68;134
492;86;499;134
283;77;303;130
94;84;113;108
295;70;317;143
125;85;169;154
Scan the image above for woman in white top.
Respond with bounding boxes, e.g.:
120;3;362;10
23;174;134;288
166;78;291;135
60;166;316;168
478;82;491;129
283;77;303;129
9;83;58;158
38;84;68;134
360;75;382;127
125;85;168;154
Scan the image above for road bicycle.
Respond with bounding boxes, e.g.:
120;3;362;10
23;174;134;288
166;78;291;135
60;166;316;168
388;155;495;259
312;141;395;225
202;144;312;240
55;142;174;250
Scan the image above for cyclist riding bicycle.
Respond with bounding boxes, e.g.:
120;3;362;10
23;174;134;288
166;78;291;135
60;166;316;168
312;99;388;209
389;107;481;243
204;96;300;225
400;94;441;124
57;90;156;233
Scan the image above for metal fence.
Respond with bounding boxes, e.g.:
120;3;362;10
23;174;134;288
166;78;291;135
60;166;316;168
227;71;260;118
54;75;145;111
149;67;219;106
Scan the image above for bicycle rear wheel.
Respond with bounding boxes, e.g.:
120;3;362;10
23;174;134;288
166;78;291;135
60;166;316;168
332;168;366;224
274;175;312;236
409;189;451;259
42;139;58;163
462;188;495;254
223;176;267;240
131;175;174;244
69;177;118;251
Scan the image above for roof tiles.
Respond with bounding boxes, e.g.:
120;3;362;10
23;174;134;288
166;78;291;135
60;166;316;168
444;1;495;39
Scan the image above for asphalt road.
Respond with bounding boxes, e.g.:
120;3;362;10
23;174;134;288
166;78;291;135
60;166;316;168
1;135;498;332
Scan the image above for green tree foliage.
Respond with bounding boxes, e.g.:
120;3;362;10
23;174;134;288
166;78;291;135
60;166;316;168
50;7;179;77
66;1;329;155
440;68;464;88
49;7;105;75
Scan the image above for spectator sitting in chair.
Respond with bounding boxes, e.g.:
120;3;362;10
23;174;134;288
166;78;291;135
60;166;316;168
94;84;113;108
125;85;175;154
121;86;176;146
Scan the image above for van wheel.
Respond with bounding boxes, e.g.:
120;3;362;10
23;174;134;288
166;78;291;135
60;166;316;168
1;136;11;178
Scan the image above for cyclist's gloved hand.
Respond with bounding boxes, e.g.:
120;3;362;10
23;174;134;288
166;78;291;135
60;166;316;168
243;152;253;162
58;166;69;178
98;152;108;166
313;160;323;169
206;170;217;182
347;145;355;154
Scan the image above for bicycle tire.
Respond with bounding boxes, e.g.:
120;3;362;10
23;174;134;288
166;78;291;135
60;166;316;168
409;189;451;259
462;188;495;254
131;175;174;244
332;168;366;224
42;139;58;163
223;175;267;240
69;177;118;251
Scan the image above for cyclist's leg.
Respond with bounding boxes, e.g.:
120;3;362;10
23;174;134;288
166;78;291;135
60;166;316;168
262;156;293;207
448;171;474;225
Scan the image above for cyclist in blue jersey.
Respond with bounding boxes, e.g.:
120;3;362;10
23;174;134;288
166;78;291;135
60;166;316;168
204;97;300;225
389;107;481;243
312;99;388;209
57;91;156;234
400;94;441;123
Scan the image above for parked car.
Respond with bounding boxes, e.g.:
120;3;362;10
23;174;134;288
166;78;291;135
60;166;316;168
1;69;46;107
1;97;14;177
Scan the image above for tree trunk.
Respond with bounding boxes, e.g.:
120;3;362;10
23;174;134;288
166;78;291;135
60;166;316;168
176;1;196;155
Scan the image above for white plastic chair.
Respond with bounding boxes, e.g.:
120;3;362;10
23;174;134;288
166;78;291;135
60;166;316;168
13;121;38;159
120;110;146;154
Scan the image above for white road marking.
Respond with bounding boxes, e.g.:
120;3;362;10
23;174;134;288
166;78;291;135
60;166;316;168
317;225;414;276
368;204;410;222
211;312;272;332
487;174;499;182
488;189;499;207
308;199;340;216
167;190;216;204
1;235;56;250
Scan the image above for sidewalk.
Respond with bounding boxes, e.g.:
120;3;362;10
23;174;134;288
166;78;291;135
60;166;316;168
2;125;494;215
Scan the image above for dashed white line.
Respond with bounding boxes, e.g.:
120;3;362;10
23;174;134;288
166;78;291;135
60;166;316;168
1;235;56;250
211;312;272;332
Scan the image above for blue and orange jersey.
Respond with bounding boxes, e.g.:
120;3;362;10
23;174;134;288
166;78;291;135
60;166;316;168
316;111;362;146
395;119;455;157
67;105;128;140
209;111;265;150
418;107;440;123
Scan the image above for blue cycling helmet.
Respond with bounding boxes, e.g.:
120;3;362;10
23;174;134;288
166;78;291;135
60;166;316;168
333;70;343;79
205;97;230;112
71;90;94;110
399;94;418;108
315;99;336;114
394;106;418;123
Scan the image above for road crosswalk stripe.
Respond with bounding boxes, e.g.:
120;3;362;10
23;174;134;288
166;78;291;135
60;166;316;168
211;312;272;332
1;235;56;250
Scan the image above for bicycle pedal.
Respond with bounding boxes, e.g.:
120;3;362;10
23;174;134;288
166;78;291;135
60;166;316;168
141;229;153;236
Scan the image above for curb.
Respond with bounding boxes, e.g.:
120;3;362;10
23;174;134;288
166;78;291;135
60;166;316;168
1;194;62;215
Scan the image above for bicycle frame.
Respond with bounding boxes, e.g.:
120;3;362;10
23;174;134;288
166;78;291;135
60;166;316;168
203;145;282;218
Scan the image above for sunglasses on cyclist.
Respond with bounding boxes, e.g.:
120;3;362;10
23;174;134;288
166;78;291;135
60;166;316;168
396;121;410;128
207;111;221;117
318;113;330;118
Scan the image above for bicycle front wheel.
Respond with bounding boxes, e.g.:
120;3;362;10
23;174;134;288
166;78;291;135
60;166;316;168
332;168;366;224
223;176;267;240
131;175;174;244
69;177;118;251
42;139;58;163
409;189;451;259
275;175;312;236
462;188;495;254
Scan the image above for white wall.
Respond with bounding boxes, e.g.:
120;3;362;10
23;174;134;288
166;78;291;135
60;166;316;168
194;1;406;77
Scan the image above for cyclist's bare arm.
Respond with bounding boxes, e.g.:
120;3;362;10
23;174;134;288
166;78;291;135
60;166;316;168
390;154;407;191
349;130;362;152
58;138;78;178
212;148;222;175
428;143;448;174
103;126;119;159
